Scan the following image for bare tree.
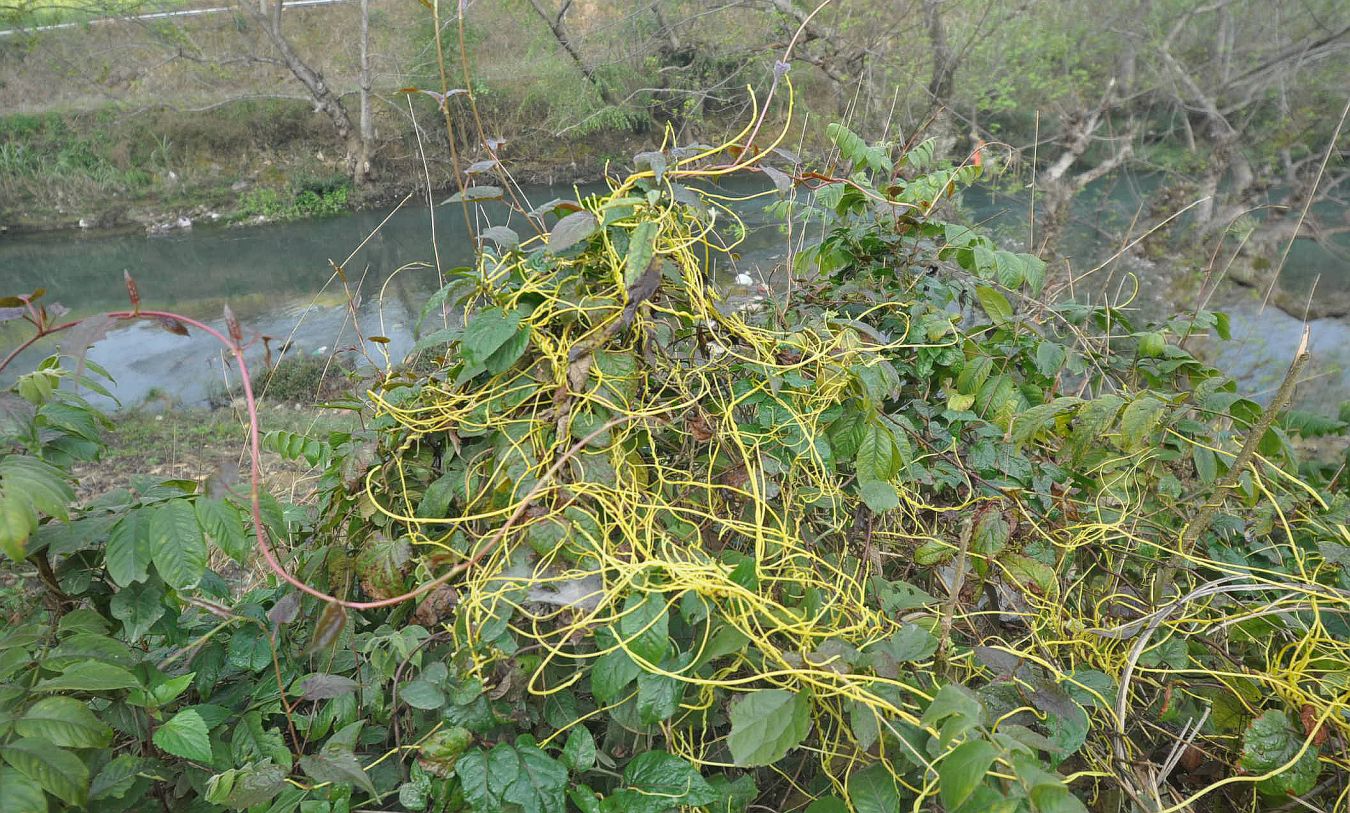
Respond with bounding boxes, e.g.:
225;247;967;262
525;0;620;107
358;0;373;180
922;0;956;113
236;0;372;186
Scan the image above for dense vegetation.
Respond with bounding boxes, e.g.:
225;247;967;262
2;94;1349;813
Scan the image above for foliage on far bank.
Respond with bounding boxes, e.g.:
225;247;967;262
234;179;350;224
1;110;1349;813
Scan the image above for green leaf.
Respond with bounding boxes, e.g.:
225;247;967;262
459;308;526;380
922;684;982;730
105;508;152;586
636;670;683;724
16;697;112;748
1002;553;1058;599
1028;783;1089;813
149;672;197;708
109;579;165;643
300;749;377;796
858;479;900;513
479;226;520;249
826;123;893;174
456;738;567;813
972;510;1011;558
196;498;249;563
622;751;719;809
88;755;140;801
975;285;1013;324
855;421;903;482
399;767;433;812
153;708;213;763
546;211;598;254
1192;445;1218;484
225;761;286;809
0;766;48;813
1240;710;1321;797
0;456;71;519
633;151;667;182
300;673;358;701
401;679;446;710
149;499;206;590
1010;397;1082;449
560;726;596;773
1117;395;1167;451
0;455;72;560
805;798;849;813
484;322;531;376
413;326;461;353
1071;395;1124;454
228;625;273;673
727;689;812;767
3;738;88;807
1034;341;1065;377
231;711;292;770
827;407;869;460
38;402;100;442
0;496;31;561
1045;702;1090;760
1280;409;1347;438
624;221;659;286
957;355;993;395
45;633;134;670
883;623;938;662
939;740;997;810
591;647;640;704
35;661;140;692
616;592;669;665
1136;331;1166;358
846;764;900;813
1021;254;1047;294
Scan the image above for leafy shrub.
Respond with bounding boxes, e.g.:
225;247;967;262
235;182;350;222
251;354;353;403
0;119;1347;813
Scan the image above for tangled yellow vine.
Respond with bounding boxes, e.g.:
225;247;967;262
349;84;1350;811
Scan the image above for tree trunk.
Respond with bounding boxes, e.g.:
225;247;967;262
1036;99;1135;256
242;0;367;186
922;0;955;111
525;0;620;107
358;0;373;182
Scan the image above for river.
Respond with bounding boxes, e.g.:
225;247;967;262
1;174;1346;413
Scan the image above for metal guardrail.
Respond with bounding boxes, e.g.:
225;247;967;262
0;0;346;38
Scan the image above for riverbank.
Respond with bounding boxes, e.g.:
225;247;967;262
0;97;673;236
0;0;796;235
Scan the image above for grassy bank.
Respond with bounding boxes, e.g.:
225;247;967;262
0;0;790;232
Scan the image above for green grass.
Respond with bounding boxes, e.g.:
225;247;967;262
0;102;340;225
98;403;358;467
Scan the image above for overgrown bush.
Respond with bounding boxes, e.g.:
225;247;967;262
0;115;1347;813
235;180;350;222
251;354;354;404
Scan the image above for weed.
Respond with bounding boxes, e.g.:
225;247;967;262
250;353;354;402
235;182;351;222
